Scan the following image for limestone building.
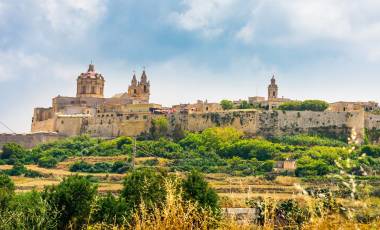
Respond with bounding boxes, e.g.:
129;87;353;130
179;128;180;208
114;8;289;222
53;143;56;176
32;64;160;137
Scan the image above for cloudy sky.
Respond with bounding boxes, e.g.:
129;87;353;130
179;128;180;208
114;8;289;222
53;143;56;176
1;0;380;133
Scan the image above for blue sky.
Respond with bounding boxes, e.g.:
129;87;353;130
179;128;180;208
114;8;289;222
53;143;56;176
1;0;380;133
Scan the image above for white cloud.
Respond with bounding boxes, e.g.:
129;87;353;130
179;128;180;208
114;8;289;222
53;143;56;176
0;50;83;82
37;0;107;37
171;0;240;38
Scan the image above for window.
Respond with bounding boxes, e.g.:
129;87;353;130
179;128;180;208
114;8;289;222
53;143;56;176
144;85;147;92
61;120;64;124
91;86;96;94
81;86;86;94
134;89;137;94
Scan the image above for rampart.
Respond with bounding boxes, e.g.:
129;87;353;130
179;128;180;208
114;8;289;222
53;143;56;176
168;110;365;141
0;132;65;149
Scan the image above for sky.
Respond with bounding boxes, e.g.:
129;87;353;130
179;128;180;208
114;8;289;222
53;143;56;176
1;0;380;133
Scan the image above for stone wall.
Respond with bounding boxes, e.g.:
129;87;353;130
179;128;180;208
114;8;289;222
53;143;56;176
168;110;365;141
0;132;65;149
31;118;56;133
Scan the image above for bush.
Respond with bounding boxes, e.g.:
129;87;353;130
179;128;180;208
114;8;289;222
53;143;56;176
42;175;98;229
361;145;380;158
279;100;328;111
7;191;58;229
38;156;58;168
1;143;26;163
92;193;129;225
274;134;347;147
275;199;310;228
150;117;169;140
0;173;15;210
182;171;219;213
220;99;234;110
70;161;131;174
121;168;167;212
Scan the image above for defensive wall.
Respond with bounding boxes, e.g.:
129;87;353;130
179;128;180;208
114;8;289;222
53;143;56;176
168;110;366;141
5;110;380;148
0;132;65;149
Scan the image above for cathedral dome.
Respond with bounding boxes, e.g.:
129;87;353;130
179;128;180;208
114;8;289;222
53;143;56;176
76;64;105;98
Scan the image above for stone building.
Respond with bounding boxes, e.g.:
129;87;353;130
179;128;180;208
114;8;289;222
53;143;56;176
328;101;379;112
31;64;160;137
268;75;278;100
25;65;380;145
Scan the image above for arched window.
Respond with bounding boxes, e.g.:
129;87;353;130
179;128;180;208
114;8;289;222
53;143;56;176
144;85;147;92
134;89;137;94
81;86;86;94
91;86;96;94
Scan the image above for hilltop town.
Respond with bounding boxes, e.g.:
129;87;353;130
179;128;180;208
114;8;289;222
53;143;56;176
1;64;380;147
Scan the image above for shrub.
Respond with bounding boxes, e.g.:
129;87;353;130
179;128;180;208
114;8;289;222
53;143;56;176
6;162;28;176
7;191;58;229
279;100;328;111
182;171;219;214
70;161;93;172
275;199;310;228
150;117;169;140
42;175;98;229
92;193;129;225
38;156;58;168
1;143;26;163
361;145;380;158
220;99;234;110
121;168;167;213
274;134;347;147
0;173;15;210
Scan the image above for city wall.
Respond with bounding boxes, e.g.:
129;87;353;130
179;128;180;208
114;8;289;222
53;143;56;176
168;110;365;141
0;132;65;149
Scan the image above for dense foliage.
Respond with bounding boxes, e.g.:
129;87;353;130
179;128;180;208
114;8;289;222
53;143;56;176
279;100;329;111
1;127;380;178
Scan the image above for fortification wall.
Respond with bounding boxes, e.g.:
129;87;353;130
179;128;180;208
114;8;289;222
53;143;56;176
84;113;151;137
365;113;380;130
0;132;65;149
168;110;365;141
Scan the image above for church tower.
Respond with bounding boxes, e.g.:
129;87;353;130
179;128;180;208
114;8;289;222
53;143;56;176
127;70;150;103
76;64;105;98
268;75;278;101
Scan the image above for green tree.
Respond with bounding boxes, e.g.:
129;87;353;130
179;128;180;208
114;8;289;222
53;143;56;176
182;171;219;213
8;191;58;229
38;156;58;168
301;100;329;111
220;99;234;110
92;193;129;225
1;143;26;163
279;100;329;112
0;173;15;211
42;175;98;229
121;168;167;213
239;100;253;109
150;117;169;140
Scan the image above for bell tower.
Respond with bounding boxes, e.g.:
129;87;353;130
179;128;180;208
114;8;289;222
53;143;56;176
127;70;150;103
268;75;278;101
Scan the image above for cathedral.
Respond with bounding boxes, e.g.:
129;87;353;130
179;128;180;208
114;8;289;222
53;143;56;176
32;64;161;137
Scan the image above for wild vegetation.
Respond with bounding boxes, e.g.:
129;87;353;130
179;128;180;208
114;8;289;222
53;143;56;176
0;126;380;229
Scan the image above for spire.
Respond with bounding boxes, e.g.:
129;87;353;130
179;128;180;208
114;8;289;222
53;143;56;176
271;74;276;84
88;63;95;72
140;69;147;83
131;71;137;86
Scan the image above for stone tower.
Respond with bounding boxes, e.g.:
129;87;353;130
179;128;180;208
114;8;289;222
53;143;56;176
76;64;105;98
127;70;150;103
268;75;278;101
